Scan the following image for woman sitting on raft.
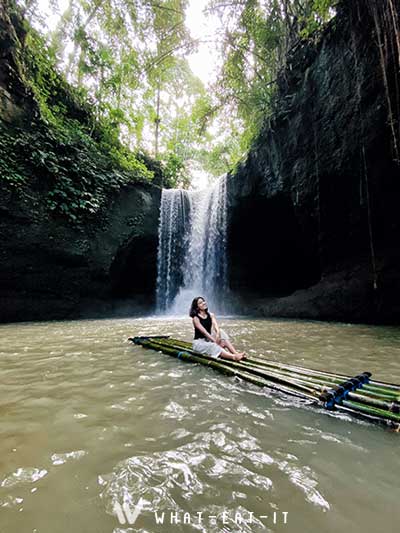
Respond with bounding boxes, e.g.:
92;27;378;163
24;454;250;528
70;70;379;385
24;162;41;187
190;296;246;361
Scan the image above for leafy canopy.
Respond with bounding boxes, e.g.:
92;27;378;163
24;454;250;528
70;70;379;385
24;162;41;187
15;0;337;185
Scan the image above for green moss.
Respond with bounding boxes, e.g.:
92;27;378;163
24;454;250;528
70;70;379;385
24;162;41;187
0;128;28;186
0;118;153;223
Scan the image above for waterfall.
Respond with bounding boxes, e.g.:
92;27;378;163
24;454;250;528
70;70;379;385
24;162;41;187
156;176;228;314
156;189;191;312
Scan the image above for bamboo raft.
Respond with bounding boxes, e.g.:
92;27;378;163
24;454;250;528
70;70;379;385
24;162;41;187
129;336;400;431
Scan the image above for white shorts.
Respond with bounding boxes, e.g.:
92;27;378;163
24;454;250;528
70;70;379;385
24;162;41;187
192;329;230;359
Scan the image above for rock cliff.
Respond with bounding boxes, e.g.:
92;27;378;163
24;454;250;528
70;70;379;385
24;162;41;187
0;2;161;322
0;179;160;322
226;0;400;324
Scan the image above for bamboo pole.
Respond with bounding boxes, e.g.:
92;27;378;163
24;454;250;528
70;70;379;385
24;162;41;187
136;338;319;400
130;337;400;430
162;337;400;393
135;337;399;409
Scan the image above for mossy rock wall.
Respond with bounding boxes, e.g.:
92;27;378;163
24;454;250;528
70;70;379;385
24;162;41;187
0;1;161;322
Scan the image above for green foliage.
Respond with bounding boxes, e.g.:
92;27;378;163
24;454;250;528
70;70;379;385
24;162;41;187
19;0;204;184
196;114;251;177
135;151;164;185
162;151;190;189
0;119;153;222
11;0;338;188
24;29;93;131
207;0;337;168
299;0;337;37
0;129;28;187
0;8;157;223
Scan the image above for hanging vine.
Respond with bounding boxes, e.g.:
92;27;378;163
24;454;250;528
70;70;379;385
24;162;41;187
368;0;400;164
349;24;378;290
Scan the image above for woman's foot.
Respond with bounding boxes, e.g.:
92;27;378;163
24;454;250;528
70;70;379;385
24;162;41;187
234;352;246;361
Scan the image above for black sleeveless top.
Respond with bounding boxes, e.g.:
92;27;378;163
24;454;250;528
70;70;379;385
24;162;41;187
194;312;212;340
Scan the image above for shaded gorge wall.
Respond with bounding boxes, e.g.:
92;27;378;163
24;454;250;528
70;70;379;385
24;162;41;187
227;194;320;297
0;182;161;322
225;0;400;323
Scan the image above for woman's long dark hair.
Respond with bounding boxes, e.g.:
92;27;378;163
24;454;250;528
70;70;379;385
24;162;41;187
189;296;208;317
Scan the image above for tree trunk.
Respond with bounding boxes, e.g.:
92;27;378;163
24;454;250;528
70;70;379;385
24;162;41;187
154;82;161;157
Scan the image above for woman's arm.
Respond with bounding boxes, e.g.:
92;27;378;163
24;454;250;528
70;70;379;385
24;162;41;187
193;316;215;342
210;313;220;339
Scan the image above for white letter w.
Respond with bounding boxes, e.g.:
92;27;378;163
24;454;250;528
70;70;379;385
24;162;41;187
113;497;145;525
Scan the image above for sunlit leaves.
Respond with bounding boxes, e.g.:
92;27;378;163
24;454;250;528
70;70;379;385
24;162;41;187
205;0;336;172
16;0;337;186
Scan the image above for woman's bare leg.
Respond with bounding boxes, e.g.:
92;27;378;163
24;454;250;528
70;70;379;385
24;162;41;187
212;329;247;358
220;339;238;353
219;348;245;361
220;339;247;357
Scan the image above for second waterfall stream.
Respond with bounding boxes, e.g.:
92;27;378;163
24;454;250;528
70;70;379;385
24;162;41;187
156;176;228;314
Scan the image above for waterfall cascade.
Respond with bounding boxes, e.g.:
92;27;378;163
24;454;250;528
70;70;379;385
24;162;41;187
156;177;228;314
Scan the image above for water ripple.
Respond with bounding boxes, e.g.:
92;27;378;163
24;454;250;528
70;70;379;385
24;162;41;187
1;467;48;488
1;316;400;533
51;450;87;465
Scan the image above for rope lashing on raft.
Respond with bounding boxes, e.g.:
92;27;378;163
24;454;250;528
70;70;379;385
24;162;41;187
319;372;372;409
389;401;400;414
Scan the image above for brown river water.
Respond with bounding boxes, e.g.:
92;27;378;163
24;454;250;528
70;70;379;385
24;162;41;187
1;316;399;533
